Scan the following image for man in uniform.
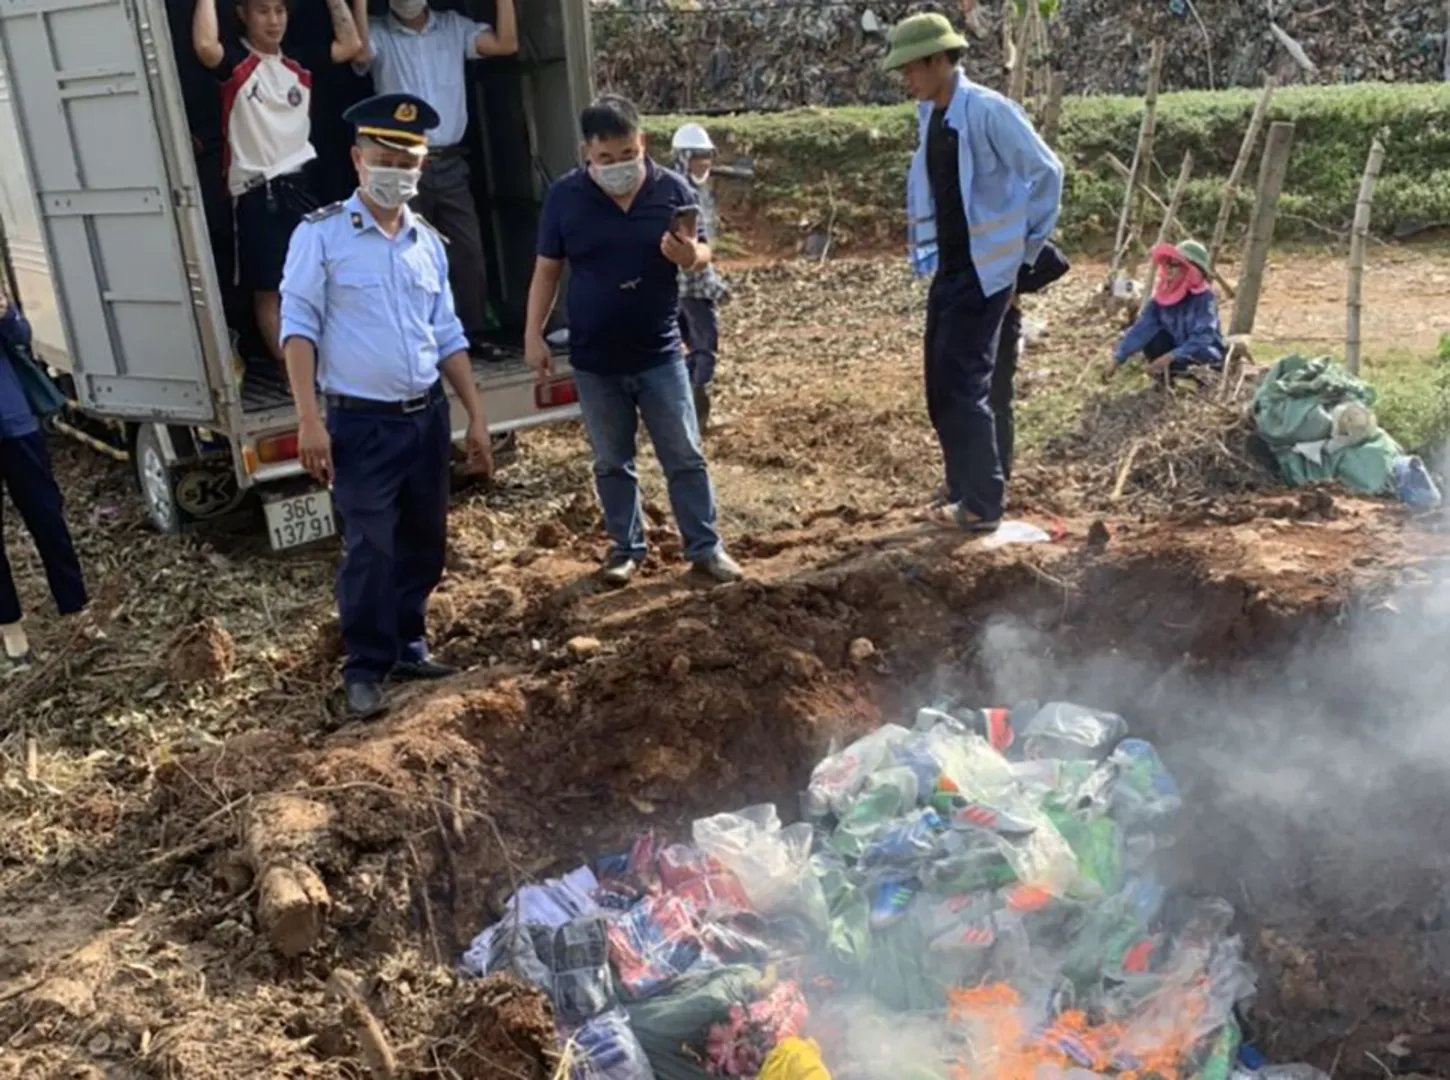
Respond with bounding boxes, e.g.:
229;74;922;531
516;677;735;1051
355;0;517;356
883;13;1062;533
279;92;492;720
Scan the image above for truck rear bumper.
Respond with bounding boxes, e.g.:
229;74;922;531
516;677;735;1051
243;353;579;486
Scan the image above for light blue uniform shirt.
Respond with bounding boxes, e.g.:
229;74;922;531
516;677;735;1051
358;11;490;148
905;71;1063;295
279;193;469;401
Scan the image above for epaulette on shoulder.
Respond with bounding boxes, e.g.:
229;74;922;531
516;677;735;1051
414;212;449;245
303;201;346;224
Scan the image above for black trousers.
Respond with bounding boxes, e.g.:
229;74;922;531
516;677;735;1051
991;303;1022;482
0;431;87;624
924;269;1013;522
413;154;489;340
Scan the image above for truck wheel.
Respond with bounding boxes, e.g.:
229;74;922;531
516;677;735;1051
134;423;181;535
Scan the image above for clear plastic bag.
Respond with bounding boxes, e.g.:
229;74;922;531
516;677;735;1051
1105;738;1182;828
569;1009;656;1080
692;804;829;927
606;894;716;1001
804;724;914;819
1022;703;1129;761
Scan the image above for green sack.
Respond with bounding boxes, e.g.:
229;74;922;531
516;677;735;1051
1251;353;1402;497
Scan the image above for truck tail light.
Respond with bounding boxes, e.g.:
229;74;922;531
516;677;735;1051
535;378;578;410
256;431;300;464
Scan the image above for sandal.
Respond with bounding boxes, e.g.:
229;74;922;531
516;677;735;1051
924;502;1002;534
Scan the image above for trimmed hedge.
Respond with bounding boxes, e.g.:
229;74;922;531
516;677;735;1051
643;83;1450;251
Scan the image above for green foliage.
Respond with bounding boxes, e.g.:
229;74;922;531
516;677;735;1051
644;83;1450;249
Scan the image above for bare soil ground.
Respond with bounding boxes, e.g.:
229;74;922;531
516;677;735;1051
3;247;1450;1079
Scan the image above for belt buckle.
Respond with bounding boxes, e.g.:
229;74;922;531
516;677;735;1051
401;392;429;414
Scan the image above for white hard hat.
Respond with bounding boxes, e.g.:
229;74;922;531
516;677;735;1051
671;122;715;153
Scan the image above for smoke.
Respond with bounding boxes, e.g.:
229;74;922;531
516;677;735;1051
966;581;1450;930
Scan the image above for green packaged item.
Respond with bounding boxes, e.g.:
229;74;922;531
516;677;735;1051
1192;1016;1242;1080
1047;808;1123;896
830;766;919;860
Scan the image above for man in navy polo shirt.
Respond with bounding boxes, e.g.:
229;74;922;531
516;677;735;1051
524;95;742;588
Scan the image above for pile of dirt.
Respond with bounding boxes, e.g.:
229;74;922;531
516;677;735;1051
593;0;1446;112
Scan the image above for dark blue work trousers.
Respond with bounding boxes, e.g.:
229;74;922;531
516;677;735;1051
0;431;87;625
329;394;450;685
924;269;1013;522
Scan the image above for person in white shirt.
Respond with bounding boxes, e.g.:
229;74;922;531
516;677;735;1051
192;0;367;367
356;0;517;356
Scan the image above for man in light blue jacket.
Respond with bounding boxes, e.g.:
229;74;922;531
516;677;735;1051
884;13;1062;532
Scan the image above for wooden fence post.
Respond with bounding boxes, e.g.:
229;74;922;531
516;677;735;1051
1041;70;1067;148
1208;76;1276;270
1107;40;1165;284
1229;121;1296;337
1346;136;1386;375
1140;151;1195;314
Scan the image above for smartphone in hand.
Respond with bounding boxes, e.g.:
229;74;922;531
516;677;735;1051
671;206;700;240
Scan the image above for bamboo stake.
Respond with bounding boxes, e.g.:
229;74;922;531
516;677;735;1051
1008;0;1034;102
1229;121;1296;337
1041;70;1067;147
1139;151;1195;315
1208;77;1277;270
1001;0;1016;86
1107;40;1165;285
1103;152;1237;297
1346;136;1386;376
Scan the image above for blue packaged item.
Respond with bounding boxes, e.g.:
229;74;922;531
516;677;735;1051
860;808;947;870
1393;455;1441;509
1238;1044;1268;1070
868;876;920;930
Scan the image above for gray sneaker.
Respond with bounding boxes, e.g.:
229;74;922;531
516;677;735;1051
600;555;639;588
693;551;744;584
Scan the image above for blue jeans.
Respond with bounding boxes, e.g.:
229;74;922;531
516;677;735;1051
573;359;721;563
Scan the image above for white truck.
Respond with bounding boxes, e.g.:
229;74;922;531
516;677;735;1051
0;0;590;550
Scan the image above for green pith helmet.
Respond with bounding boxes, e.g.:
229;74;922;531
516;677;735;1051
881;12;968;72
1174;239;1211;275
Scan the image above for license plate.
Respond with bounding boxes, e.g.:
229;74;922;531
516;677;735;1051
264;490;336;551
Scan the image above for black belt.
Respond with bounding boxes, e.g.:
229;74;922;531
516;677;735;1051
428;143;465;159
326;382;444;415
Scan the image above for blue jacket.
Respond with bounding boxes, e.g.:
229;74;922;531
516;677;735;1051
0;304;38;438
906;71;1064;296
1114;291;1226;368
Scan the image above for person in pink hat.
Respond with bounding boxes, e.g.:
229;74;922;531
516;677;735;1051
1110;239;1226;380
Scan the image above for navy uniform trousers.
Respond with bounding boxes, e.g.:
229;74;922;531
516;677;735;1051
0;431;87;624
924;267;1013;522
328;391;450;686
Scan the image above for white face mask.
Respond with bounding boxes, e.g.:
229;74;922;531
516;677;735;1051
389;0;426;18
363;164;421;209
590;159;643;198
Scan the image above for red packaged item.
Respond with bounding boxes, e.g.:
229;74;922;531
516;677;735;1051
656;844;754;919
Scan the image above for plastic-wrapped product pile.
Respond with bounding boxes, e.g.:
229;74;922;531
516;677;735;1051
461;700;1327;1080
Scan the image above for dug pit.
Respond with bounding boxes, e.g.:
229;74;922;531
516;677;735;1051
6;508;1450;1079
